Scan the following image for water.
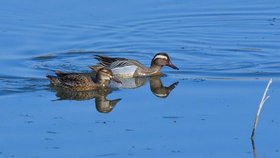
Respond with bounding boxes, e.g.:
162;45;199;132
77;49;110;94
0;0;280;157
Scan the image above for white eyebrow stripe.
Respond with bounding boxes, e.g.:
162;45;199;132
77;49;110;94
154;55;168;60
154;93;168;97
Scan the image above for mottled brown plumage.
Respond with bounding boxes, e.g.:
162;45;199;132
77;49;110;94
46;68;121;91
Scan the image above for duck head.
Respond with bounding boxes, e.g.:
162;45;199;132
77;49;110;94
151;52;179;70
97;68;122;85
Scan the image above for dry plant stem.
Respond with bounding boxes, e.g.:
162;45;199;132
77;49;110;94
251;78;273;140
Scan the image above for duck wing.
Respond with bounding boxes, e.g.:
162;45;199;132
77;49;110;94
59;74;94;87
93;55;148;71
109;59;147;69
95;55;128;67
56;71;94;77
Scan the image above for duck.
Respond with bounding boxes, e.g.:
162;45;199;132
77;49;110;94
89;52;179;78
46;68;121;91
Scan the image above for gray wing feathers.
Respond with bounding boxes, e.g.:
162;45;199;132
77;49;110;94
94;55;147;70
109;60;134;68
95;55;127;67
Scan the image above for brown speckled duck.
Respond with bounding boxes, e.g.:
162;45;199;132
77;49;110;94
89;52;179;78
46;68;121;91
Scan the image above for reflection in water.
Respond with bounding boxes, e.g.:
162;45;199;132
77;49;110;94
110;76;179;98
110;77;148;89
49;76;178;113
150;76;179;98
51;86;121;113
95;96;121;113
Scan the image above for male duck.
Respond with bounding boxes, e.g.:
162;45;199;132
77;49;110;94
89;52;179;78
47;68;121;91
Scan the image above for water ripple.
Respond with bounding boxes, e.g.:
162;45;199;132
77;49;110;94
0;0;279;96
0;75;48;96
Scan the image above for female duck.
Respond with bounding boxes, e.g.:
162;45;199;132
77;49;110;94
47;68;121;91
90;52;179;78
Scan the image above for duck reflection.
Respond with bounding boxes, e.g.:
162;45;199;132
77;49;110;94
109;77;148;89
150;76;179;98
95;95;121;113
110;76;178;98
52;86;121;113
48;74;178;114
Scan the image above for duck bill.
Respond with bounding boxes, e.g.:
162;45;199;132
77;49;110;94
112;77;122;84
167;62;179;70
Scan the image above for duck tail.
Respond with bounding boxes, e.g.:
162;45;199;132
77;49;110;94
46;75;60;85
89;65;103;72
95;55;111;62
55;70;67;77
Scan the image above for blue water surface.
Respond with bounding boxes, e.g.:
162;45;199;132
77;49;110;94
0;0;280;157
